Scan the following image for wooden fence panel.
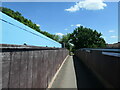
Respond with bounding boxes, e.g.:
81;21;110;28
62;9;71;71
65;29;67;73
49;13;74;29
75;49;120;88
2;47;68;89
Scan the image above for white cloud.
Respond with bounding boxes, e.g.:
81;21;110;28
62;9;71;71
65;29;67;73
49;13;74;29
65;4;79;12
64;28;68;30
71;25;74;27
36;24;40;27
110;36;117;38
76;24;81;27
108;30;115;32
65;0;107;12
56;33;64;36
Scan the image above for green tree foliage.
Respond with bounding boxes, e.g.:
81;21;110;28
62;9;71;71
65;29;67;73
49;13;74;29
69;26;106;51
0;7;41;32
60;33;72;50
53;35;61;42
0;7;60;42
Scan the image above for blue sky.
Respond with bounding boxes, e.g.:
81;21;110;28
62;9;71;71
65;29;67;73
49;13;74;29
2;1;118;44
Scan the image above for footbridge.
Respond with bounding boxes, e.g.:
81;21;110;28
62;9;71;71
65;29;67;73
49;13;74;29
1;12;120;89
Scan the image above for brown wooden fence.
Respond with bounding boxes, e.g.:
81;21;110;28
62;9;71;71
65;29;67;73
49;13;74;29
75;49;120;88
1;44;69;89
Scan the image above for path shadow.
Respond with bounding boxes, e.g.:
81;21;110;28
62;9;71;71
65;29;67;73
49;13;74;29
73;55;105;89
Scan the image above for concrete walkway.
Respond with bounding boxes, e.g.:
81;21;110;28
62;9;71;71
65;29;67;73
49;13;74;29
51;56;77;88
51;56;104;88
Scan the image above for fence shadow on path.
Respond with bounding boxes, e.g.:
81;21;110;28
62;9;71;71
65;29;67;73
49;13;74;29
73;55;105;89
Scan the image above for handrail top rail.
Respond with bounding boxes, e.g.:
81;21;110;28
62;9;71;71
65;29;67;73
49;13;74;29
0;44;66;51
78;48;120;53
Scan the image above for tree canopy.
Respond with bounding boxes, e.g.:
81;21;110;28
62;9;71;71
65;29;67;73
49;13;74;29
69;26;106;51
60;33;72;49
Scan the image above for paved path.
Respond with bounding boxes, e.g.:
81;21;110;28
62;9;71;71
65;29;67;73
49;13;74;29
51;56;77;88
51;56;104;88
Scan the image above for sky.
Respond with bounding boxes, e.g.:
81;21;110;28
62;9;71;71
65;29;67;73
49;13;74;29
2;0;119;44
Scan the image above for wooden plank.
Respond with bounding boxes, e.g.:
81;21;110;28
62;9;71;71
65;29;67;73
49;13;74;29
32;51;39;88
36;51;43;88
27;51;33;88
19;51;28;88
9;52;21;88
2;52;11;88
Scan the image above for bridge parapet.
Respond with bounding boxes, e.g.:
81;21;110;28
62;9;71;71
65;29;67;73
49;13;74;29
1;44;69;89
75;49;120;88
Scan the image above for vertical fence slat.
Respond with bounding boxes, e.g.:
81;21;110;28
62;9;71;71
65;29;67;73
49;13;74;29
27;51;33;89
2;52;11;88
19;51;28;88
9;52;21;88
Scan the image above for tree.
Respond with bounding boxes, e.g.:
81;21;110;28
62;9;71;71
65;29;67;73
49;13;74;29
60;33;72;49
53;35;61;42
15;11;21;16
69;26;106;51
